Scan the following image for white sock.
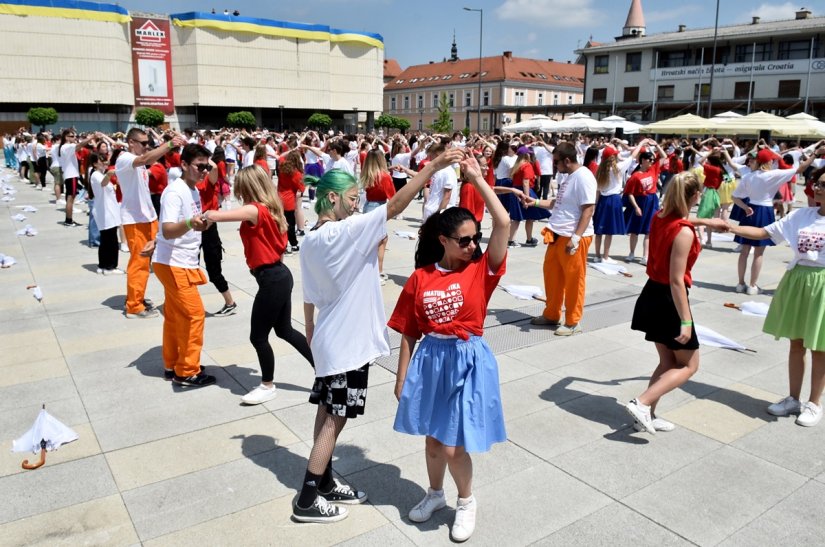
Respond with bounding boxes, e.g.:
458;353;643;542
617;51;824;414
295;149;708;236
457;495;474;506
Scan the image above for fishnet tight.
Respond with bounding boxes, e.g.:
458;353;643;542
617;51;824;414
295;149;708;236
307;404;348;475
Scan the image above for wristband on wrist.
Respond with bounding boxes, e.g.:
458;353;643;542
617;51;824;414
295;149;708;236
185;217;192;230
168;141;174;150
680;320;693;326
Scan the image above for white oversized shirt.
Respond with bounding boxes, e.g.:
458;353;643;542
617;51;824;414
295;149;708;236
549;166;597;237
153;179;203;269
115;152;157;224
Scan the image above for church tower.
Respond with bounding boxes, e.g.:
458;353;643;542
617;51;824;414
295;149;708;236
449;30;459;62
618;0;646;40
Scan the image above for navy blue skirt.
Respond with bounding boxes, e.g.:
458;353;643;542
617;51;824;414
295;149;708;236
734;203;776;247
523;187;551;221
624;193;659;235
729;197;749;223
594;193;626;235
495;178;524;222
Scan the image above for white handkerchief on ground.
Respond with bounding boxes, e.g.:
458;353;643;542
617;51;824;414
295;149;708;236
588;262;629;276
0;253;16;268
16;224;38;236
395;230;417;240
12;213;26;221
695;324;747;351
18;205;38;212
740;301;769;317
2;195;15;201
501;285;544;300
29;285;43;301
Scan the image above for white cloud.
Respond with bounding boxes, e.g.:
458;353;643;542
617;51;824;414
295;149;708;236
645;6;701;24
495;0;601;28
745;3;802;22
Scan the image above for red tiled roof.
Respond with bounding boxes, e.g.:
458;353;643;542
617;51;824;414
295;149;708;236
383;53;584;91
383;59;402;79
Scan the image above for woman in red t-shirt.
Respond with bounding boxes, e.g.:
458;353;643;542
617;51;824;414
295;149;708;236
626;171;724;434
510;146;550;246
695;148;737;246
623;146;664;265
201;165;314;405
388;152;510;542
278;150;305;253
253;144;270;175
359;149;395;282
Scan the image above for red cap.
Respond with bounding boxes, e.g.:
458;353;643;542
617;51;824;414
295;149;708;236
756;149;776;165
602;146;618;159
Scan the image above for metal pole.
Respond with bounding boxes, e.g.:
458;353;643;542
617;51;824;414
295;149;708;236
706;0;720;117
279;105;284;131
651;51;659;121
747;42;756;114
696;47;705;115
803;36;815;113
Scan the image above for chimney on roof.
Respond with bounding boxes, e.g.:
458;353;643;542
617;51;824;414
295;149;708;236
548;58;554;62
619;0;646;40
751;16;760;24
796;8;812;19
429;61;434;64
567;60;571;64
503;51;513;59
678;24;686;32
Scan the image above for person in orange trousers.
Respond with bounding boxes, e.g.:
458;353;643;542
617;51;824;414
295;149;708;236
115;128;187;318
152;143;216;387
524;141;596;336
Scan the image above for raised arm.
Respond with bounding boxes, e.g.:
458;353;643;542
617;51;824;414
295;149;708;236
387;148;464;219
460;152;509;271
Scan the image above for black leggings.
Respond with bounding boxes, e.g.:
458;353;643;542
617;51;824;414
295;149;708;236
98;227;119;270
201;222;229;294
250;263;313;381
284;210;298;247
36;157;48;187
538;175;552;200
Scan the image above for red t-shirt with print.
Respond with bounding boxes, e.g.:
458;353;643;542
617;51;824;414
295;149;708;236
624;164;660;196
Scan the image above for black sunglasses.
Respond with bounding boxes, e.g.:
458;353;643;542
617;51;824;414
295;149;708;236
446;232;482;248
813;180;825;190
133;139;150;146
194;163;213;172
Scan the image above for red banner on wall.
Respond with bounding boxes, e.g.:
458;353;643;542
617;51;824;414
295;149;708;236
130;17;175;115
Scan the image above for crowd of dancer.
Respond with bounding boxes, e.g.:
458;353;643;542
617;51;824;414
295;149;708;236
4;124;825;541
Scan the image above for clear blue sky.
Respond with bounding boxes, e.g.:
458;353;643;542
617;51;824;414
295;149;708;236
119;0;822;68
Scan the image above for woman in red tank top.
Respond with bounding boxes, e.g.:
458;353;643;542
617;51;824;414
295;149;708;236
625;171;727;435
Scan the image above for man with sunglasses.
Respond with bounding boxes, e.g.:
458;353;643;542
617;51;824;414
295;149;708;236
151;143;215;387
116;128;187;319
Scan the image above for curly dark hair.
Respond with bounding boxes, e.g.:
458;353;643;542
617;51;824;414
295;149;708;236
415;207;481;268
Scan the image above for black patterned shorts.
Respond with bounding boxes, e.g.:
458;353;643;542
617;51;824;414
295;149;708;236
308;364;369;418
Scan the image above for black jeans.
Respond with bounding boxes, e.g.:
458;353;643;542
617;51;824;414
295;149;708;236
284;210;298;247
250;263;314;381
98;227;119;270
538;174;552;200
201;222;229;293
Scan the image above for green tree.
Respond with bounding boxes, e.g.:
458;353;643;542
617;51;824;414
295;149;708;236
375;113;395;129
134;108;165;128
27;107;59;131
393;116;411;133
430;93;453;133
307;113;332;130
226;111;256;129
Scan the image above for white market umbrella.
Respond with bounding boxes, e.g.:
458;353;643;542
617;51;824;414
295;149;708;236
786;112;819;121
715;111;799;137
601;115;644;135
551;113;612;134
502;114;556;133
783;114;825;139
640;113;715;135
12;405;78;469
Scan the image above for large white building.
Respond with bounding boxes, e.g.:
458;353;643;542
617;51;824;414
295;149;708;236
576;0;825;121
0;1;384;132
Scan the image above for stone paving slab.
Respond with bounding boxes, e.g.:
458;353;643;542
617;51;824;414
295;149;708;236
2;168;825;545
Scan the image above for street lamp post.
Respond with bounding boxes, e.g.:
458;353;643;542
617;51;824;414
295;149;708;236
94;100;101;118
419;108;424;131
279;105;284;132
464;7;483;133
706;0;720;118
193;102;199;128
352;107;358;133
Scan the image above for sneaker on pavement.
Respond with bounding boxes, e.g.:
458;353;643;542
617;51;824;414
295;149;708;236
172;371;217;388
507;240;521;248
213;302;237;317
293;496;348;523
125;308;159;319
319;478;368;505
241;384;277;405
624;253;636;263
554;323;582;336
633;417;676;432
735;283;747;293
796;402;823;427
408;488;447;523
104;268;125;275
602;257;619;264
593;256;602;263
523;238;538;247
767;396;802;416
639;256;648;266
530;316;560;327
63;220;82;227
120;243;130;253
296;229;306;237
96;267;104;275
451;495;477;543
163;368;175;381
746;285;760;296
143;298;155;310
626;399;655;434
291;244;300;253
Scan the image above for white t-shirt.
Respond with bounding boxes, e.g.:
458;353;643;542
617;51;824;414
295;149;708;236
265;144;278;170
423;166;458;221
153;179;203;269
300;205;390;376
765;207;825;269
58;143;79;179
549;166;597;237
115;151;158;225
331;157;354;176
242;151;254;168
204;139;217;154
90;171;121;230
494;155;516;180
601;157;633;196
733;168;796;207
534;146;554;177
391;153;411;179
224;141;238;161
50;143;60;167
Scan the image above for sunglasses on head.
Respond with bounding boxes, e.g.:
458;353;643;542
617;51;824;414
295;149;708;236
447;232;482;247
194;163;213;172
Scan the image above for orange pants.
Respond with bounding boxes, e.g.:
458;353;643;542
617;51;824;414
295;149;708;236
153;263;207;377
541;235;592;326
124;221;158;314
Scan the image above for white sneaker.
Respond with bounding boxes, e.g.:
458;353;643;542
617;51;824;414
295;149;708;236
796;402;823;427
602;257;618;265
96;267;104;275
735;283;747;293
451;495;477;543
633;417;675;432
746;285;760;296
120;243;129;253
104;268;125;275
593;256;602;263
639;256;648;266
241;384;277;405
766;396;801;417
626;399;655;434
408;488;447;522
624;253;636;263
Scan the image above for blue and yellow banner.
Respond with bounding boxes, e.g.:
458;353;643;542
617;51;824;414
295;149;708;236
170;12;384;49
0;0;130;23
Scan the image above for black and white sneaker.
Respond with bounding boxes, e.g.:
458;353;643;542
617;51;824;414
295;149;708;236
293;496;349;523
319;478;368;505
163;368;175;381
213;302;237;317
63;220;82;227
143;298;156;310
172;372;216;388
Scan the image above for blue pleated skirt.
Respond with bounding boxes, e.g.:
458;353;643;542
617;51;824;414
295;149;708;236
495;178;524;222
594;193;626;235
304;162;324;177
523;187;551;221
734;203;776;247
729;197;749;223
624;193;659;235
393;335;506;453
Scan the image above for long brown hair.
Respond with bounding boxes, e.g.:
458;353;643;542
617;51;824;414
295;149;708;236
233;165;288;233
278;149;302;175
360;149;389;189
595;154;619;192
660;171;702;218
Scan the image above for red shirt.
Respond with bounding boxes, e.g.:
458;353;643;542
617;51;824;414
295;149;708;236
77;147;91;177
459;181;485;223
148;163;168;195
587;161;598;176
365;172;396;202
106;165;122;202
646;213;701;287
196;175;220;212
388;252;505;340
255;159;270;174
624;164;660;196
359;151;368;166
668;154;684;174
277;170;304;211
512;162;535;190
702;164;723;189
165;151;181;168
239;203;287;269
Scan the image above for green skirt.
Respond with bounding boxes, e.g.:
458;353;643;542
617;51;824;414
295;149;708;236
696;187;720;218
763;266;825;351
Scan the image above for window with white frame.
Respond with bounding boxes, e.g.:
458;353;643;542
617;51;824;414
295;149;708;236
449;93;455;107
390;97;396;111
433;93;439;107
567;94;573;104
553;94;559;105
403;96;410;110
483;90;490;106
514;90;525;106
465;91;472;107
538;92;544;105
417;95;423;109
